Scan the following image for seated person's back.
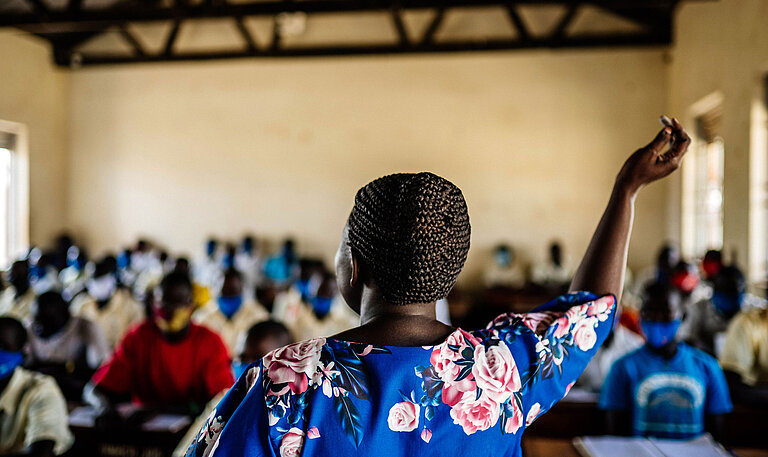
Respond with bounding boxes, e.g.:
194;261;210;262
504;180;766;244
0;317;73;456
27;291;110;400
90;271;234;411
719;306;768;408
599;282;732;440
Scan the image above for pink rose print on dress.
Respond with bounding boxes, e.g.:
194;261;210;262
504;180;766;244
307;426;320;440
264;338;325;395
387;401;420;432
472;341;521;403
525;403;541;426
503;401;524;435
572;317;599;351
450;392;501;435
279;427;305;457
430;329;481;384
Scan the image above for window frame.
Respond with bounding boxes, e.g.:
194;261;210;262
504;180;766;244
0;119;29;269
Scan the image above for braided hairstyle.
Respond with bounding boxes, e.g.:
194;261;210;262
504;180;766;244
347;172;471;305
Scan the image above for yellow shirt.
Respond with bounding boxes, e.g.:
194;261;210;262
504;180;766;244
193;300;269;357
0;368;74;455
70;289;144;349
274;290;359;341
720;307;768;386
0;289;35;323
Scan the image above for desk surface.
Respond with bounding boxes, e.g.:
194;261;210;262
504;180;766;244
522;438;768;457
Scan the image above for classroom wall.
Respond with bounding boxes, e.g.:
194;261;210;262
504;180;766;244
0;31;69;249
67;49;669;286
667;0;768;281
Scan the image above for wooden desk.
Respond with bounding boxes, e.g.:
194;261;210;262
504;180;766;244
526;398;768;449
522;437;768;457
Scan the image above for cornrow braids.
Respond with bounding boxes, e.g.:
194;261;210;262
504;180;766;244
347;172;471;305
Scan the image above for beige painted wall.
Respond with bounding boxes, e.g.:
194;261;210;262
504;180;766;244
668;0;768;281
0;32;69;248
67;49;669;286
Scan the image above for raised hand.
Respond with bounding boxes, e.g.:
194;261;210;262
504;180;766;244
616;117;691;195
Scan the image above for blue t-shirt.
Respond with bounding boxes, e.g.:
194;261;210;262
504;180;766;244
184;292;617;457
598;343;732;439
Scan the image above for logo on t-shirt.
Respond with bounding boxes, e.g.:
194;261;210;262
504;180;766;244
634;373;705;436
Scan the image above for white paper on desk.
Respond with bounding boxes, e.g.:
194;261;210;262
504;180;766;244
649;434;731;457
574;436;664;457
574;435;731;457
142;414;192;433
68;405;99;428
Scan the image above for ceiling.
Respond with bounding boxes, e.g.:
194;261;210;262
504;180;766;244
0;0;706;67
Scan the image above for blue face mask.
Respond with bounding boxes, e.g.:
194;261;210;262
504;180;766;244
206;241;217;258
641;320;681;349
311;296;333;319
296;279;311;302
711;292;743;317
0;349;23;380
28;265;43;281
117;252;130;269
495;251;511;267
217;295;244;319
232;361;249;380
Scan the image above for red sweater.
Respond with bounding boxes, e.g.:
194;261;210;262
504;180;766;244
92;322;234;408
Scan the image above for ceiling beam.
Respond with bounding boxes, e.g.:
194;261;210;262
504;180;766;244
0;0;690;31
420;8;445;45
62;31;671;66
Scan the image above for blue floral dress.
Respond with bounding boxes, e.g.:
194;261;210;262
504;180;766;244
185;292;616;457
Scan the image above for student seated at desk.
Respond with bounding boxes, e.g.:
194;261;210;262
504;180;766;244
531;241;572;292
193;268;269;357
719;305;768;408
599;282;732;440
70;258;144;349
483;244;526;290
0;261;36;322
679;265;750;357
0;317;73;457
87;271;234;417
27;291;110;401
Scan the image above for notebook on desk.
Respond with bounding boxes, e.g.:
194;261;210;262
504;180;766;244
573;434;731;457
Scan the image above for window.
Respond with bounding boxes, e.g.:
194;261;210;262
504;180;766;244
682;94;724;259
0;120;29;269
749;77;768;284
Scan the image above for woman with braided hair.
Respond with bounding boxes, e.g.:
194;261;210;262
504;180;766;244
185;117;690;457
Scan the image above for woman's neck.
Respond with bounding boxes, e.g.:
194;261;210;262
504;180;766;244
335;301;454;346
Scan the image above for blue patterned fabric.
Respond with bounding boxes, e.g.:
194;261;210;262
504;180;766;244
185;292;616;457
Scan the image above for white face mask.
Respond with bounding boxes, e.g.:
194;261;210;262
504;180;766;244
87;275;117;301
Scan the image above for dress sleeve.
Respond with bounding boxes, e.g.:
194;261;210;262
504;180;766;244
185;362;271;457
485;292;617;421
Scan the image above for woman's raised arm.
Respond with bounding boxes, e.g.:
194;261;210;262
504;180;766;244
569;118;690;303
